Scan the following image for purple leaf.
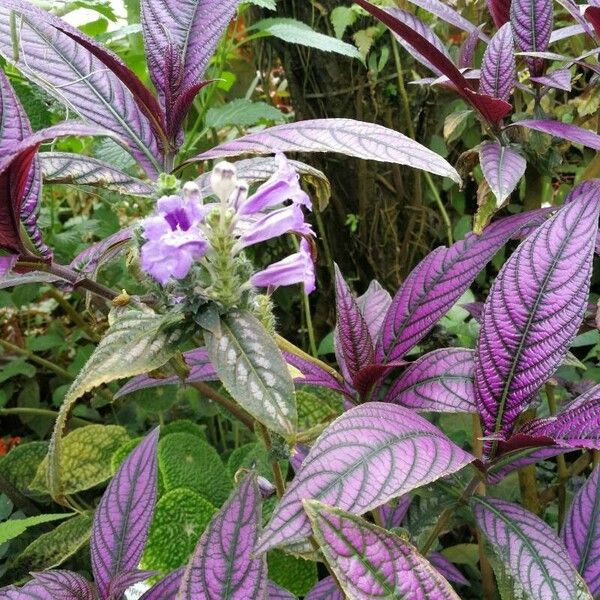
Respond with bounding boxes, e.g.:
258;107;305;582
90;428;159;600
486;446;564;484
510;119;600;150
0;583;54;599
486;0;511;27
473;496;587;598
31;571;95;600
356;280;392;342
584;5;600;37
377;209;550;363
255;403;474;553
556;0;596;39
562;467;600;596
384;348;476;413
115;347;217;399
479;23;516;102
141;0;240;106
0;270;63;289
70;227;134;276
0;0;164;176
428;552;470;586
0;123;117;258
290;444;309;473
283;351;351;397
40;153;155;196
462;301;484;322
176;473;267;600
459;26;484;68
549;23;588;43
267;581;296;599
379;495;412;528
354;0;512;126
530;68;572;91
108;570;155;600
479;141;526;205
139;568;185;600
403;0;487;39
510;0;553;75
334;265;375;388
519;384;600;448
305;502;461;599
474;182;600;453
0;70;47;258
190;118;461;184
305;577;343;600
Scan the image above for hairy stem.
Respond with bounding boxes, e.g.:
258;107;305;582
256;422;286;498
190;381;255;431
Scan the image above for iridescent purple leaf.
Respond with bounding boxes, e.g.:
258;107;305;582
70;227;133;276
115;347;217;399
474;182;600;452
379;495;412;529
0;583;54;600
384;348;476;413
356;280;392;342
305;502;461;600
487;446;564;484
486;0;511;27
0;0;163;176
190;118;461;184
511;119;600;150
139;568;185;600
0;271;63;289
530;68;572;91
519;384;600;448
556;0;596;39
283;351;351;397
289;444;309;474
108;570;155;599
90;428;159;600
256;403;474;553
459;26;484;68
176;473;267;600
40;153;155;196
377;209;549;363
510;0;553;75
267;581;296;599
428;553;470;586
31;571;95;600
479;23;516;102
549;23;588;43
562;467;600;596
584;5;600;37
305;577;343;600
0;70;46;257
479;141;525;205
141;0;240;105
334;265;375;387
473;496;589;598
403;0;486;38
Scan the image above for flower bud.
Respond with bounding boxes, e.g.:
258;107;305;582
182;180;202;203
210;161;237;202
229;179;249;211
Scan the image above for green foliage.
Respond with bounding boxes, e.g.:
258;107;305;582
205;99;287;129
32;424;129;494
160;419;207;440
0;441;48;491
0;513;72;545
158;432;231;506
297;388;342;431
141;489;216;573
226;442;286;480
267;549;318;597
110;437;142;473
8;513;93;581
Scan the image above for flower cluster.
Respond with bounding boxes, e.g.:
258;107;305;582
139;154;316;300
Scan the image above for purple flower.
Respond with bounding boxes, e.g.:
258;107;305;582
0;254;17;278
237;154;311;216
251;239;316;293
140;193;208;285
239;204;314;248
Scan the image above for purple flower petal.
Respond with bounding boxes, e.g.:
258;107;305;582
239;205;313;248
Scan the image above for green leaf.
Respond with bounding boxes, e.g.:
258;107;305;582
205;99;287;129
252;18;363;60
267;549;318;596
0;513;72;545
203;310;297;437
0;441;49;492
8;513;93;580
330;6;359;39
32;424;129;495
248;0;276;9
47;309;182;503
0;358;36;383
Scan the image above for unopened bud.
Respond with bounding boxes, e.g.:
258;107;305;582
182;181;201;202
210;161;237;202
257;475;277;499
229;179;249;210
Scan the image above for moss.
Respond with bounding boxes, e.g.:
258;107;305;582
160;419;206;440
158;432;231;506
140;488;216;573
267;549;318;597
0;441;48;492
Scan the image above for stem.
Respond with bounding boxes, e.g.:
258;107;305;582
302;291;318;357
49;263;120;302
517;409;541;515
424;172;453;246
0;407;95;425
256;422;286;498
419;474;482;555
46;287;100;342
546;383;568;528
275;334;344;384
472;415;495;600
190;381;255;431
0;338;73;380
540;452;592;504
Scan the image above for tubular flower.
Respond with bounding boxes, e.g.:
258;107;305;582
140;189;208;285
